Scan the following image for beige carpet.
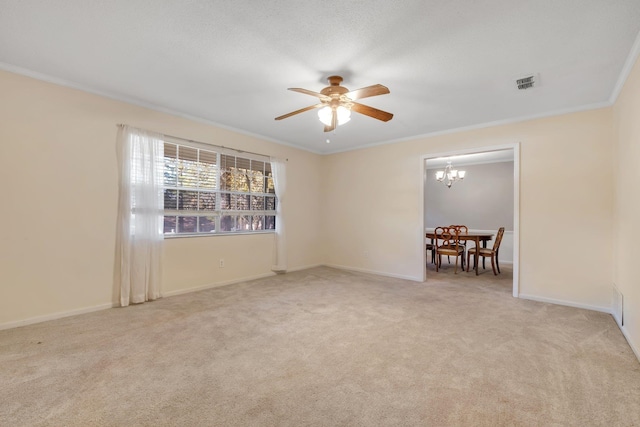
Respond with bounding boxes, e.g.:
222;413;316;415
1;266;639;426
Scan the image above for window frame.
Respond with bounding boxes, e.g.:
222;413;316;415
162;138;276;237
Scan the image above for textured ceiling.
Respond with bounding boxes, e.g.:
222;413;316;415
1;0;640;154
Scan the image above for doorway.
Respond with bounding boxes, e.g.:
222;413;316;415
420;143;520;297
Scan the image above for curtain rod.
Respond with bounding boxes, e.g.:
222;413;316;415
117;124;287;161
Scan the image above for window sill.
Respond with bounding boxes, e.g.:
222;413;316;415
164;230;275;239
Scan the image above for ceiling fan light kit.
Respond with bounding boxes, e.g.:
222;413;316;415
275;75;393;133
318;105;351;126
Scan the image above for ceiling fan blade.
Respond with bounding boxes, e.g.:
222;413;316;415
351;102;394;122
288;88;331;101
275;103;324;121
345;84;390;100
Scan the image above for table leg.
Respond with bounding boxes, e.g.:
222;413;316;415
475;237;480;275
482;238;488;269
430;238;435;264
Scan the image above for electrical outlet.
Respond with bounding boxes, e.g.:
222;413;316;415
219;258;225;268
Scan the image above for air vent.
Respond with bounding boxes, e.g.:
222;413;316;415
516;74;537;90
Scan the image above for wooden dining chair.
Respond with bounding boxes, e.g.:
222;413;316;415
466;227;505;275
434;226;465;273
449;224;468;234
426;242;436;265
448;224;469;262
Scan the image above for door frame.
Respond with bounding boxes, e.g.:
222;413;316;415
420;142;520;297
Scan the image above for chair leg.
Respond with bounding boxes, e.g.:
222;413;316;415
496;255;500;274
491;255;497;275
475;254;485;274
468;251;477;272
453;256;458;274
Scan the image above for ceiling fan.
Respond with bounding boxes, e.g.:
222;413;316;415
275;75;393;132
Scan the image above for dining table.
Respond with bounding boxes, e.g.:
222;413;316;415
426;230;494;275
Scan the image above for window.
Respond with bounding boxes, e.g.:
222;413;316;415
162;141;276;235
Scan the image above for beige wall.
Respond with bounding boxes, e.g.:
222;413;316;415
2;62;635;347
613;53;640;356
0;70;323;327
323;109;614;310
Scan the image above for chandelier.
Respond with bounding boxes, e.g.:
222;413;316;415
435;161;466;188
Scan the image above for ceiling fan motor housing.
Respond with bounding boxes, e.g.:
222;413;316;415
321;76;349;97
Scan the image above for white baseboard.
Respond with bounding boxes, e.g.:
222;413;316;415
163;271;278;297
519;294;639;363
617;324;640;363
163;264;326;297
3;265;630;364
325;263;422;282
518;293;611;314
286;263;324;273
0;265;326;331
0;302;116;331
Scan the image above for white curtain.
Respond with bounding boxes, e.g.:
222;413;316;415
116;125;164;306
270;158;287;272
